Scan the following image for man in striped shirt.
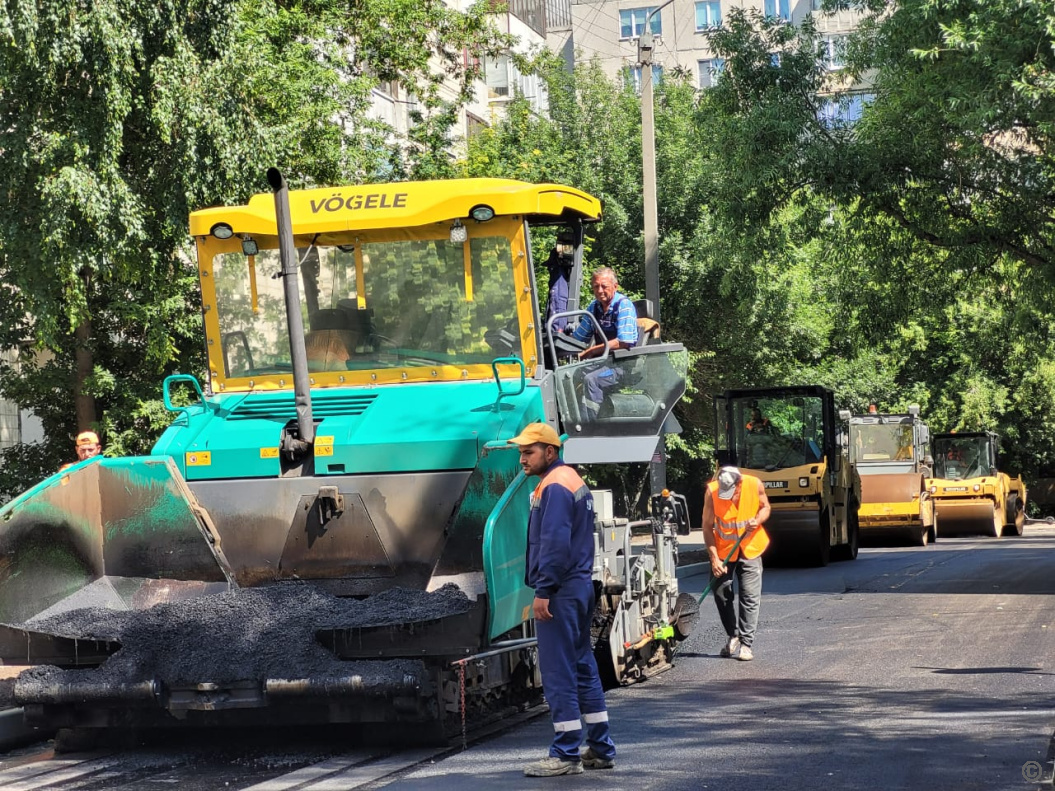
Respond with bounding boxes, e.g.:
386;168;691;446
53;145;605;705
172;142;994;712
570;268;638;420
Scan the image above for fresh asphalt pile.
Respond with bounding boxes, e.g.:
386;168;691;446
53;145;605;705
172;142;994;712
12;583;471;690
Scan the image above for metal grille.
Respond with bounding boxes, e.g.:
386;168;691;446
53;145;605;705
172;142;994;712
227;392;377;421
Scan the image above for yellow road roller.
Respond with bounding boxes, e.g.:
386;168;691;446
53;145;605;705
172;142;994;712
928;432;1026;537
849;406;935;546
714;386;860;566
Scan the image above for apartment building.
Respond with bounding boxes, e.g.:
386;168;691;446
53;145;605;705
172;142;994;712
0;348;43;456
366;1;554;148
568;0;867;121
569;1;861;84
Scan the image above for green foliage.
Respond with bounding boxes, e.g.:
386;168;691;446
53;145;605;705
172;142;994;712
0;0;509;495
458;1;1055;509
4;0;1055;510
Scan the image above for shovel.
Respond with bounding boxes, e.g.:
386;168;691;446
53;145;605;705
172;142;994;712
697;528;750;604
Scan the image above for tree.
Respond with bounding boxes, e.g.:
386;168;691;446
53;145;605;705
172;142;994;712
461;4;1055;507
696;2;1055;475
0;0;509;494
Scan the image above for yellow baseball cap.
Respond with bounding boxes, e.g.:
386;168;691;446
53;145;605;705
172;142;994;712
76;431;100;447
507;423;562;448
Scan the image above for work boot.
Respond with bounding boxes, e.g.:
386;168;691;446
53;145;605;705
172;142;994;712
720;635;741;658
737;644;754;662
580;747;615;770
523;757;584;777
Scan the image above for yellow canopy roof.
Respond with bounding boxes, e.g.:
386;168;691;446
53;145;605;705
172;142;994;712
189;178;601;237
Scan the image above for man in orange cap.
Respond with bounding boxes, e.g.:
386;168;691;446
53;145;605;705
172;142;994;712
75;431;102;461
61;431;103;472
509;422;616;777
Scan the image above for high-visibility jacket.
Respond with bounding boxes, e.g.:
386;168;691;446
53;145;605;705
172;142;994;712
708;474;770;561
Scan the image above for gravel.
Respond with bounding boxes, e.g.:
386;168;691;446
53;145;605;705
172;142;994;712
13;582;471;688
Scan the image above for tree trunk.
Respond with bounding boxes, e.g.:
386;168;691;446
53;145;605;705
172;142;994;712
74;319;96;432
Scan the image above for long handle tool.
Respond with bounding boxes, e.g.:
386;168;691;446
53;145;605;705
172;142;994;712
696;529;749;604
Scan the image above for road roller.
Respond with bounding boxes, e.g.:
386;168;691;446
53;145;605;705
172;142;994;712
849;405;935;546
714;386;860;566
928;432;1026;538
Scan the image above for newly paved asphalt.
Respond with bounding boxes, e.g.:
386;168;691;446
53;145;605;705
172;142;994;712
388;526;1055;790
1;526;1052;790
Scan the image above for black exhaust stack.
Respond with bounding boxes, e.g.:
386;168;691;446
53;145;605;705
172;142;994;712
268;168;315;455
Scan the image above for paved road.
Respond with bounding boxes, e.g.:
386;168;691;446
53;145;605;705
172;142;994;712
390;526;1055;791
1;527;1052;790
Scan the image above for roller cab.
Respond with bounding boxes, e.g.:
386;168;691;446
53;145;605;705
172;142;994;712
714;386;860;566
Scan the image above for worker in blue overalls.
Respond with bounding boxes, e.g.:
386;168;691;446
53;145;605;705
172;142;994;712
509;422;617;777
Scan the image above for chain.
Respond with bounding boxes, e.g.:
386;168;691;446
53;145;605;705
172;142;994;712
458;660;467;752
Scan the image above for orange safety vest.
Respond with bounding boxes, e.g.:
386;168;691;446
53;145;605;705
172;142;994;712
708;474;770;561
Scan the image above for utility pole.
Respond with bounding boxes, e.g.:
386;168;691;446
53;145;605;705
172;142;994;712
638;0;675;496
638;0;675;324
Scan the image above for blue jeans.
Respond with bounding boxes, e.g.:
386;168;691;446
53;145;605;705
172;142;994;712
582;366;624;420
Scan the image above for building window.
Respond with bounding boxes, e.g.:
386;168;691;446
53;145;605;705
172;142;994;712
818;93;873;127
694;1;721;31
697;58;725;89
619;7;662;40
811;0;824;9
764;0;790;20
466;113;487;139
485;54;511;98
824;36;847;70
627;64;664;92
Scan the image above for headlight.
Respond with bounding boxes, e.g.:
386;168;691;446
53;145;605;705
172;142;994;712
210;222;234;240
973;484;981;492
799;477;809;488
929;485;937;494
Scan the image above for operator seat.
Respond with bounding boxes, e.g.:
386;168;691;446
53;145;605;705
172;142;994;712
633;299;661;346
306;308;358;371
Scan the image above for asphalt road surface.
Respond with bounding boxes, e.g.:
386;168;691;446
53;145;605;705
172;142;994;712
2;526;1053;790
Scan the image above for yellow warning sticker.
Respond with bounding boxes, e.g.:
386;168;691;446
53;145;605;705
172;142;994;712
315;436;335;457
186;451;212;467
260;447;280;459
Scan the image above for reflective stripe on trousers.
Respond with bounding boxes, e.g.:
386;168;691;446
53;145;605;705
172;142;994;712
535;578;616;762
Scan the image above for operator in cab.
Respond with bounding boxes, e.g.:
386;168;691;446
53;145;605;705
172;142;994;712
746;408;774;434
570;267;638;420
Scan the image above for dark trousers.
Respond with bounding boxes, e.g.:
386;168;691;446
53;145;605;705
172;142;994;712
535;578;616;761
713;555;763;647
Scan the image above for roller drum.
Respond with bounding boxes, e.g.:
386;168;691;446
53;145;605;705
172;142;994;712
934;500;1000;537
